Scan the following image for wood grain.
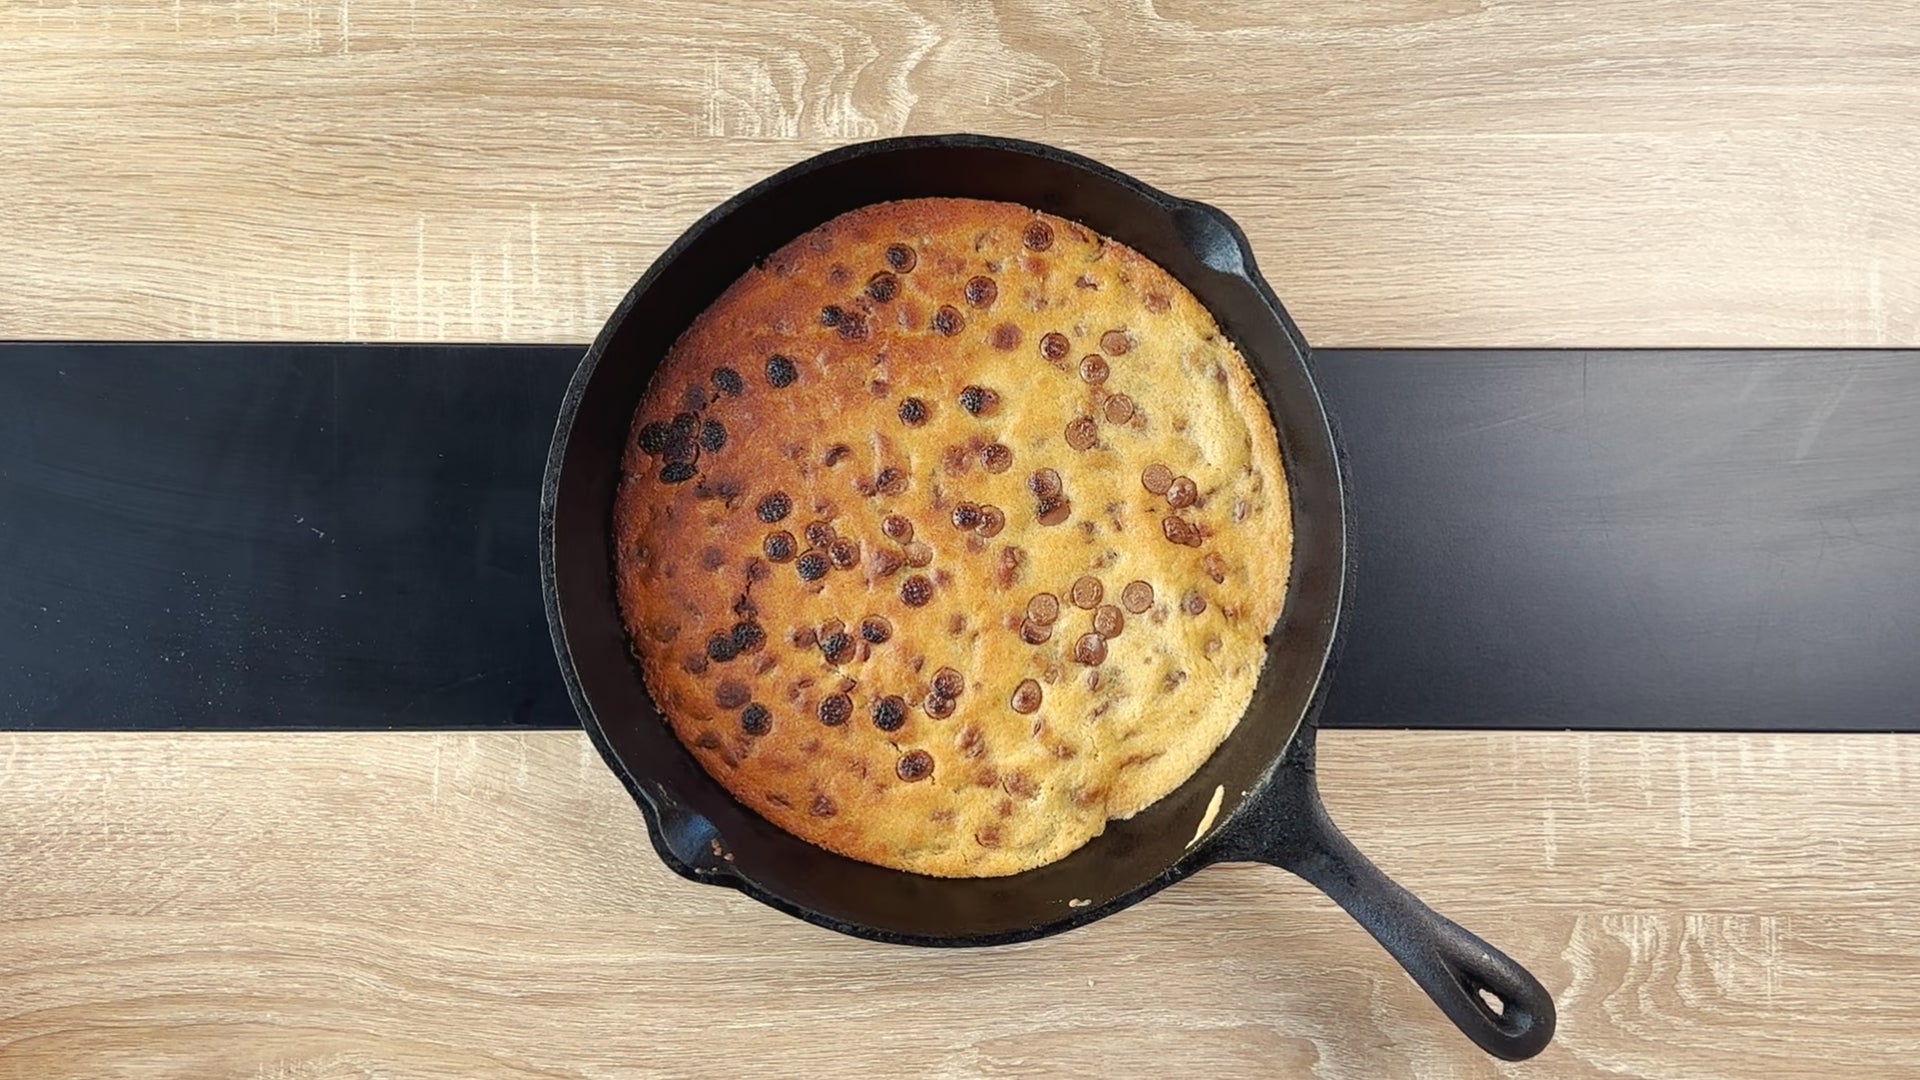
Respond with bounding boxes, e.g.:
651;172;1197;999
4;731;1919;1079
2;0;1918;347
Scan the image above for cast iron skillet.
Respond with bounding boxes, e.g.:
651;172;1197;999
540;134;1556;1061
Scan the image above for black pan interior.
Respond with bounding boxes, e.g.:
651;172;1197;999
543;135;1346;943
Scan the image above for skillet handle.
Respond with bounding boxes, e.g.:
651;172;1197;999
1214;734;1556;1061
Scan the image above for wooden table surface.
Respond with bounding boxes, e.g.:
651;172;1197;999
4;3;1918;1077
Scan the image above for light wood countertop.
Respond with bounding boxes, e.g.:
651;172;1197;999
3;3;1918;1077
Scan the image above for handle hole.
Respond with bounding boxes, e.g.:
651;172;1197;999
1476;988;1506;1017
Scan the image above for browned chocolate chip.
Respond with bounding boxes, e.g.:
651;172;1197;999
1023;220;1054;251
705;632;740;664
818;693;853;727
873;695;908;732
1069;576;1103;609
1072;633;1108;666
1094;604;1125;639
819;629;854;664
765;354;798;389
1026;592;1061;625
882;514;914;543
1141;464;1173;495
1079;355;1109;384
897;397;929;426
990;323;1021;351
932;305;965;336
866;271;899;303
932;667;965;699
958;385;997;416
1010;679;1043;714
1121;580;1154;614
859;615;893;645
1028;468;1063;500
710;367;742;396
964;275;998;308
1104;393;1136;424
715;680;751;709
730;622;766;655
950;502;982;530
1161;516;1199;546
1036;497;1071;526
980;443;1013;473
901;574;935;607
896;749;935;782
756;491;792;523
810;793;838;817
1100;329;1131;356
741;703;772;736
699;419;727;453
828;537;861;570
1203;552;1228;584
1064;417;1098;451
636;421;673;455
1019;619;1052;645
659;462;696;484
1166;476;1198;509
903;541;934;568
975;505;1006;538
1040;331;1071;362
1182;590;1208;616
876;467;908;495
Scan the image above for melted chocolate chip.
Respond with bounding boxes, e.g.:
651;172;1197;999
975;504;1006;538
876;467;908;496
765;354;798;388
958;385;997;416
979;443;1014;473
1144;292;1171;313
819;630;854;664
903;541;934;568
811;793;838;817
756;491;792;523
711;367;744;396
730;622;766;654
897;397;929;426
796;552;830;581
1182;590;1208;616
896;749;935;782
870;547;904;578
1023;220;1054;251
873;695;908;732
637;421;672;454
1141;463;1174;495
1027;468;1062;500
1100;330;1132;356
699;419;727;453
715;680;751;709
818;693;853;727
740;703;772;736
828;537;861;570
1093;605;1124;639
882;514;914;543
933;667;965;699
1104;394;1136;424
800;521;833;551
822;444;852;467
836;311;869;341
1040;331;1071;362
860;615;893;645
932;305;965;336
1204;552;1228;584
951;502;982;530
1019;619;1052;645
885;243;917;272
900;574;934;607
990;323;1021;351
1035;497;1071;526
1079;355;1109;384
1166;476;1198;509
1162;515;1202;547
1065;416;1098;451
706;632;739;664
1010;679;1043;714
1121;580;1154;614
1069;576;1103;610
1026;593;1060;625
865;271;899;303
1072;633;1108;666
924;694;956;720
964;275;998;308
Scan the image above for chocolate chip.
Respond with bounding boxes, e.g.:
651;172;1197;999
765;354;798;388
1023;220;1054;251
756;492;792;523
866;271;899;303
699;419;727;453
896;749;934;781
876;467;908;496
980;443;1013;473
1069;576;1103;609
730;622;766;654
1019;618;1052;645
873;695;908;732
1100;330;1131;356
659;462;696;484
682;654;709;675
637;421;673;454
1065;416;1098;451
901;574;934;607
836;311;869;341
801;521;833;551
810;793;839;816
823;444;851;467
932;305;965;336
715;680;751;709
903;541;934;568
1162;515;1199;546
706;632;740;664
882;514;914;543
860;615;893;644
990;323;1021;351
819;305;845;327
1093;605;1124;639
964;275;998;308
1141;464;1174;495
1121;580;1154;614
1026;593;1060;625
870;547;904;577
924;694;956;720
958;385;997;416
885;243;917;272
1036;497;1071;526
975;504;1005;538
711;367;744;396
1040;331;1071;362
790;626;817;649
1028;468;1062;500
1144;292;1171;313
796;552;830;581
1079;355;1109;384
1182;590;1208;616
739;703;772;736
1104;394;1136;424
1072;633;1108;666
897;397;929;426
1010;679;1042;714
951;502;982;530
828;537;861;570
818;693;853;727
1166;476;1198;509
1204;552;1228;584
933;667;965;699
819;630;854;664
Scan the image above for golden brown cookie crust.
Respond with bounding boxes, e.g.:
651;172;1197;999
614;198;1291;877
